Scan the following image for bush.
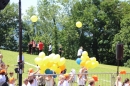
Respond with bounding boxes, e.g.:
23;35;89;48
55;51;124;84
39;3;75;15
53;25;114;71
124;59;130;68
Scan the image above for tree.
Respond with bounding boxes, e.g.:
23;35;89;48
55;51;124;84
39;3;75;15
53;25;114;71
0;3;18;51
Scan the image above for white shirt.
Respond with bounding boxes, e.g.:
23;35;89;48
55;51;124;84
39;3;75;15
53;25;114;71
77;69;86;85
27;79;37;86
115;81;122;86
57;81;63;86
45;78;53;86
17;55;24;62
49;45;52;51
63;80;69;86
0;75;6;86
124;83;129;86
77;49;83;56
9;84;15;86
22;84;27;86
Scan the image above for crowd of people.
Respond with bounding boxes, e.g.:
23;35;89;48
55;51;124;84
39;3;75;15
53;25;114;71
0;53;17;86
28;40;63;56
115;75;130;86
28;40;44;55
21;66;96;86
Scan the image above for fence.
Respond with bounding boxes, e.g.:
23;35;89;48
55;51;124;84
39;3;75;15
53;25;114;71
34;73;130;86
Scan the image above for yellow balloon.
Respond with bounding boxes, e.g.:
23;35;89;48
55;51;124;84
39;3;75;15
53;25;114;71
76;21;82;28
39;52;45;58
95;61;99;67
47;61;53;68
55;68;61;74
82;51;88;57
90;57;96;62
80;60;86;67
42;56;50;65
85;60;91;69
53;54;60;63
50;64;58;71
31;15;38;22
49;53;55;58
34;57;43;65
58;57;66;66
91;62;97;69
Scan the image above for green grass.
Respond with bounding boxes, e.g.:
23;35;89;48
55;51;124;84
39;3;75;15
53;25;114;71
0;49;130;85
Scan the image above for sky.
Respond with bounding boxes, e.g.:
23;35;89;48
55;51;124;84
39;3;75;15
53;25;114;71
10;0;37;14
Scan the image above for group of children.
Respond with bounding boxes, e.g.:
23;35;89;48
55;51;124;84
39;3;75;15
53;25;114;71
21;66;95;86
115;75;130;86
0;53;17;86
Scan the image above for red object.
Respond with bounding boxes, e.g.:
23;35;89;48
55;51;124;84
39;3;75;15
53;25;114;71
120;70;126;74
92;75;98;81
39;42;44;50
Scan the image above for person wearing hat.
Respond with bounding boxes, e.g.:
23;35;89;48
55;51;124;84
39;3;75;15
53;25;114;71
0;69;8;86
27;67;40;86
63;73;70;86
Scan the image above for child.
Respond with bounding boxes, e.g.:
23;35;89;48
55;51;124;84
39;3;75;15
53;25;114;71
58;75;64;86
27;67;40;86
77;67;87;86
115;75;122;86
22;78;28;86
69;69;76;86
9;72;16;86
9;77;16;86
45;75;54;86
88;78;95;86
63;74;70;86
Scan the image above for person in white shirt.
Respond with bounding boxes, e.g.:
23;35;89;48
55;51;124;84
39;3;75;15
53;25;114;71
115;75;122;86
77;46;83;58
122;78;130;86
58;75;64;86
77;67;87;86
17;53;24;73
0;74;6;86
63;74;70;86
48;43;52;55
45;75;54;86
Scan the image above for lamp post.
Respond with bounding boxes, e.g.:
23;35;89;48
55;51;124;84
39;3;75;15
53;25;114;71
18;0;22;86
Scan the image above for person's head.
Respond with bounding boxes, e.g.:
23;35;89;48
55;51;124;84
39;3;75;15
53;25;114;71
9;72;14;77
28;68;34;74
117;75;121;81
89;78;95;86
0;63;5;69
64;73;70;80
124;78;130;84
80;46;83;49
23;78;28;85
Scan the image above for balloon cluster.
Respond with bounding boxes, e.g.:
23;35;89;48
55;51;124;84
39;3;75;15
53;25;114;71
34;52;66;75
76;51;99;69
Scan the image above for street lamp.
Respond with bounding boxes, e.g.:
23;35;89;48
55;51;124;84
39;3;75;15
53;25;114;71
18;0;22;86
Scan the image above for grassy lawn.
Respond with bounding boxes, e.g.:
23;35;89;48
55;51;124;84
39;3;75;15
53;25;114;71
0;49;130;85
